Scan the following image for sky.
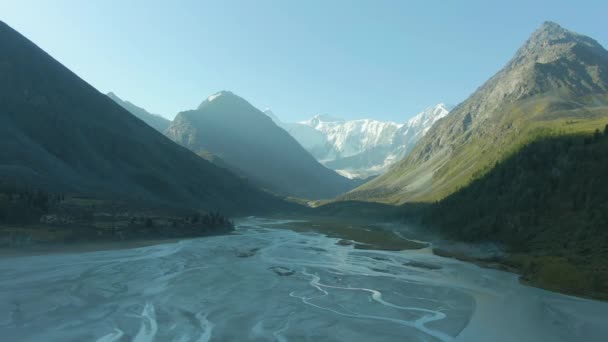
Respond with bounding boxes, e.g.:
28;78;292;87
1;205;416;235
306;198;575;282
1;0;607;122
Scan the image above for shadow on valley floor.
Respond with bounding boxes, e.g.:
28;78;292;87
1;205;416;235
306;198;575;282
0;187;235;254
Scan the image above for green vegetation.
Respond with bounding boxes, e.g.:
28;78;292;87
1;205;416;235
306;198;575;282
339;22;608;299
0;185;63;224
278;218;427;251
347;93;608;204
425;95;608;202
415;126;608;299
0;186;234;247
345;22;608;205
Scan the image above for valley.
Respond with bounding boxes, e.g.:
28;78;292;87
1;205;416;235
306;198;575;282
0;6;607;341
2;218;607;342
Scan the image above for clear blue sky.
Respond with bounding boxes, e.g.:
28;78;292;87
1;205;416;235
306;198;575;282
1;0;606;122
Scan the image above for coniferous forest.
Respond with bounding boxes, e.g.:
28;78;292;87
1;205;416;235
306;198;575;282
417;126;608;298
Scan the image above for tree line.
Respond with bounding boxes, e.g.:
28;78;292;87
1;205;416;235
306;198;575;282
410;124;608;297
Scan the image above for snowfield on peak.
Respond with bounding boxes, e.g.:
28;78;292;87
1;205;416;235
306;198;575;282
266;104;451;179
207;93;223;102
301;116;403;160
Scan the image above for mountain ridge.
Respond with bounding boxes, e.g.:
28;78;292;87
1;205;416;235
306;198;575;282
345;21;608;203
106;92;171;132
166;91;357;199
0;20;284;214
267;104;450;179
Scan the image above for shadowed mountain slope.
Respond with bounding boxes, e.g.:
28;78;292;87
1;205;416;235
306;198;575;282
107;92;171;132
0;21;286;214
166;91;357;199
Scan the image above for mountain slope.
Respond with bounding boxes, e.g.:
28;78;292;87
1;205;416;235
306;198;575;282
266;104;450;179
165;91;356;199
0;20;283;214
107;92;171;132
346;21;608;203
421;129;608;298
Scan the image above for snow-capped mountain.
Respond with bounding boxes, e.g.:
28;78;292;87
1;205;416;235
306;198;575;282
392;103;450;155
265;104;451;179
263;109;328;159
301;116;403;161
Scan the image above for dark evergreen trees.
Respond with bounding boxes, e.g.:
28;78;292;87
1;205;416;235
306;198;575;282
417;126;608;298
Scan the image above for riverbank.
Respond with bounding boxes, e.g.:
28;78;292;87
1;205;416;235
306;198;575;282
0;221;234;259
265;216;428;251
262;216;608;301
3;216;606;302
2;217;606;342
0;237;186;259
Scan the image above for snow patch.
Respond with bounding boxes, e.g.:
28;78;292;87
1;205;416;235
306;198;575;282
207;92;224;102
287;103;451;177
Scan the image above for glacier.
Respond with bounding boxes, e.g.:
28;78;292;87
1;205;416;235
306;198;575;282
265;104;451;179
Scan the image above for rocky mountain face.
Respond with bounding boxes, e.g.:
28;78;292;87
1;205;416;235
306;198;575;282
166;91;357;199
266;104;450;179
345;21;608;203
0;21;284;214
106;92;171;132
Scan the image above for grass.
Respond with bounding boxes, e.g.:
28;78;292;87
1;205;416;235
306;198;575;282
275;217;428;251
424;95;608;203
433;248;608;300
350;93;608;204
506;254;608;300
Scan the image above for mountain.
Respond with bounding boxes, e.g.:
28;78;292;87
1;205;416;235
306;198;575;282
393;104;451;152
267;104;450;179
264;110;329;162
106;92;171;132
165;91;357;199
418;129;608;299
346;21;608;203
301;115;403;161
0;20;284;214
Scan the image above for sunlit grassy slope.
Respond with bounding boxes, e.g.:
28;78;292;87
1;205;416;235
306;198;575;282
347;93;608;203
345;21;608;204
420;128;608;299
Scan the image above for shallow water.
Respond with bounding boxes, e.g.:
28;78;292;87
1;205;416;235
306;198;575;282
0;217;607;341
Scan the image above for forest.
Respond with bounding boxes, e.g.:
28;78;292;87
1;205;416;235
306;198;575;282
416;124;608;298
0;185;234;246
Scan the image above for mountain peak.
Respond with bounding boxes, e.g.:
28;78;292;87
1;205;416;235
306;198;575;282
197;90;252;110
537;21;567;35
302;114;344;127
406;103;450;128
513;21;606;66
314;114;342;121
205;90;236;103
525;21;576;47
433;103;450;111
349;22;608;204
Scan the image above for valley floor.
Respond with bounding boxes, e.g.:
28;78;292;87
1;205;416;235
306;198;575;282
1;217;607;341
0;237;184;259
